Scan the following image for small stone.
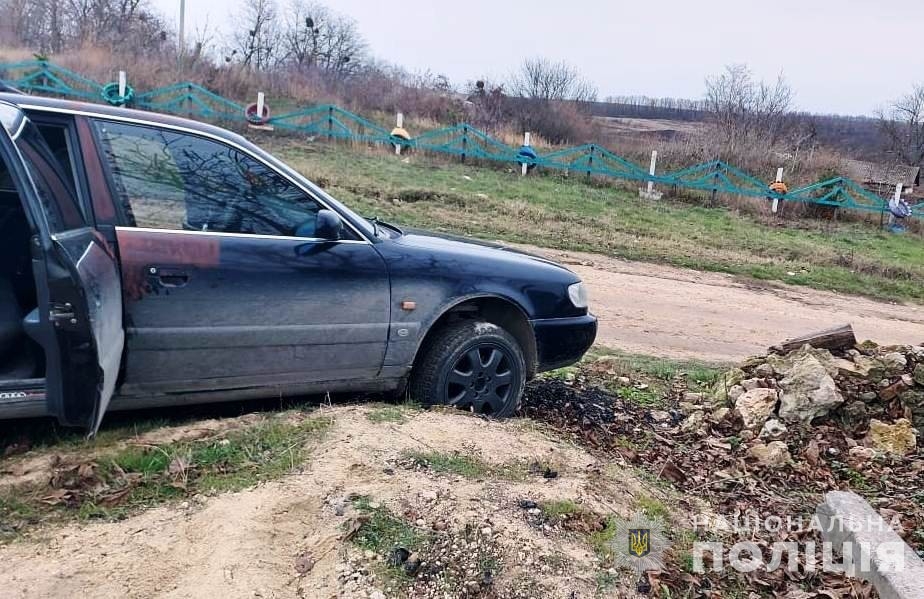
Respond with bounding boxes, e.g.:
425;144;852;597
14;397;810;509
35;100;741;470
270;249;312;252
879;379;909;401
420;490;438;501
683;392;705;403
778;355;844;423
847;446;878;466
480;526;492;536
859;391;878;402
294;553;316;575
881;352;908;373
739;430;754;442
748;441;792;467
415;519;426;527
759;419;788;440
841;400;868;427
864;418;917;455
649;410;672;423
914;364;924;386
735;388;779;429
370;592;386;599
741;378;765;391
680;411;705;434
678;401;702;414
403;553;421;576
754;363;775;378
711;407;730;423
727;385;746;402
831;358;864;377
618;376;632;385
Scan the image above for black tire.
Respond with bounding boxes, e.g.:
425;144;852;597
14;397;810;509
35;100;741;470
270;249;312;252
409;320;526;417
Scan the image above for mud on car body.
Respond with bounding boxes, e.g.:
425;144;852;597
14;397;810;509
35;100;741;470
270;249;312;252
0;93;596;433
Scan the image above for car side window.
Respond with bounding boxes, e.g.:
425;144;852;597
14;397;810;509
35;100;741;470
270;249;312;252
92;120;327;238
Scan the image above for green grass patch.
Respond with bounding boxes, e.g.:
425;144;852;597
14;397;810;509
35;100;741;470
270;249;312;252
589;516;620;564
636;496;670;522
349;495;430;554
268;140;924;304
617;386;664;408
540;499;582;519
401;449;531;480
0;413;332;540
366;405;411;424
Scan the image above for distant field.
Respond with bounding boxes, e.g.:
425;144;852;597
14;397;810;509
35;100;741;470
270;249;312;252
263;138;924;304
592;115;706;137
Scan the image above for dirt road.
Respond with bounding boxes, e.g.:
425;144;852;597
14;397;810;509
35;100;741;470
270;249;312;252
522;246;924;362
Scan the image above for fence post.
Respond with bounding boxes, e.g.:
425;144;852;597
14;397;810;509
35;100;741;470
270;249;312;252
461;125;468;163
887;183;903;229
710;162;720;204
186;83;193;118
772;167;784;214
586;145;594;178
118;70;126;99
521;132;531;176
395;112;404;155
327;106;334;141
647;150;658;195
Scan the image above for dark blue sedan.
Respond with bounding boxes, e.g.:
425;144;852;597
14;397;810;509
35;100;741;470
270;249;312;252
0;93;596;433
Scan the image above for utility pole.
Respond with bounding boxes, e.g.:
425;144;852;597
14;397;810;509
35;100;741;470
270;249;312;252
178;0;186;56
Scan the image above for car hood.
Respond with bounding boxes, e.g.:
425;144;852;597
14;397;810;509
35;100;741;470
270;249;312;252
388;228;577;278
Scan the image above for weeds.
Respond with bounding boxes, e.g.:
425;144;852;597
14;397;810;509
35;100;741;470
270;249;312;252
0;413;332;540
401;449;536;481
636;496;670;522
366;405;411;424
349;495;429;555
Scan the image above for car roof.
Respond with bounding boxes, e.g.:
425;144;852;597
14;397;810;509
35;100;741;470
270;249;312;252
0;92;249;146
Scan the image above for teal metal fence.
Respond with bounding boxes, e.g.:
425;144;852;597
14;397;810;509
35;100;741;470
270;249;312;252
0;60;917;221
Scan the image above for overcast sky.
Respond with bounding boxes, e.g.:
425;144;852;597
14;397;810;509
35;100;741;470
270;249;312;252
152;0;924;116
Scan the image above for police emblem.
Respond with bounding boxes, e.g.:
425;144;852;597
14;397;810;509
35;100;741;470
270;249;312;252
628;528;651;558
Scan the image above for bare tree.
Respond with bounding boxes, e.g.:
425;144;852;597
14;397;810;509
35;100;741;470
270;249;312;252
877;85;924;165
279;0;366;77
229;0;281;70
1;0;168;54
509;57;597;102
704;64;793;150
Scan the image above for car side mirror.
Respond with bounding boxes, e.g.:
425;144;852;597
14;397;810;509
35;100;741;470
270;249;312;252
315;209;342;241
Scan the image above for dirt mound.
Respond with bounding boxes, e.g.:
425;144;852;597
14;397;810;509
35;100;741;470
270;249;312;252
0;406;649;599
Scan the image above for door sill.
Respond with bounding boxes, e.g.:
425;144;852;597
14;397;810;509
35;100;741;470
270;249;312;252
0;378;47;418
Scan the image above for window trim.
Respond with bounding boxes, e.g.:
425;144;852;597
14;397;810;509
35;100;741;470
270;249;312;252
114;225;370;244
28;114;95;225
14;103;371;244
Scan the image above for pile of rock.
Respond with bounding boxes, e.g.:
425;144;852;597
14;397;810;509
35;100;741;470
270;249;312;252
695;335;923;465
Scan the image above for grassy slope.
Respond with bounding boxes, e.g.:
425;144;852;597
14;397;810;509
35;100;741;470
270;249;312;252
265;139;924;303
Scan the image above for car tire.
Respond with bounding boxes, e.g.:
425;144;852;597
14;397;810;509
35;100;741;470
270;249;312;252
410;320;526;417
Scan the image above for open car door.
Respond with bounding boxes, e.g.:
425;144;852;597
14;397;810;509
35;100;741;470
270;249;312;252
0;101;124;433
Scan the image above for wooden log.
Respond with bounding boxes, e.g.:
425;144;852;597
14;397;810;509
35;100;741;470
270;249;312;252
770;324;856;354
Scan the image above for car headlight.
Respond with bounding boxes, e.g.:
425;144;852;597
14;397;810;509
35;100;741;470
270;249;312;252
568;282;588;309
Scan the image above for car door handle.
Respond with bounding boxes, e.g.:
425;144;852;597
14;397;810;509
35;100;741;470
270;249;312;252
156;271;189;288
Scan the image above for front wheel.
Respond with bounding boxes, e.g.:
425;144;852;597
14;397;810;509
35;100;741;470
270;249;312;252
409;320;526;417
